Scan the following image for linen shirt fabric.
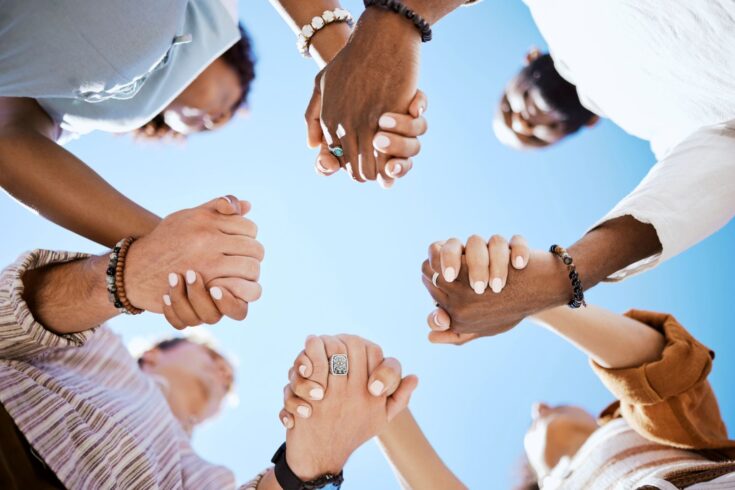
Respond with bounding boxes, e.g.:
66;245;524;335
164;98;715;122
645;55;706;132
0;250;263;489
0;0;239;142
543;310;735;489
522;0;735;280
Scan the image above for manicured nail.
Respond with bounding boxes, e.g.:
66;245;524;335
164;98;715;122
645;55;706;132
185;270;196;285
309;388;324;400
210;287;223;300
444;267;456;282
418;105;425;116
297;405;311;418
298;365;308;377
515;256;526;268
281;416;293;429
369;380;385;396
491;278;503;293
378;115;397;129
163;294;172;306
316;158;328;173
374;135;390;149
222;196;233;204
168;273;178;288
433;311;449;330
388;162;402;177
473;281;485;295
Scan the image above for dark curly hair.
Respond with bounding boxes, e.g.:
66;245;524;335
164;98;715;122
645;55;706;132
519;53;595;135
135;23;256;140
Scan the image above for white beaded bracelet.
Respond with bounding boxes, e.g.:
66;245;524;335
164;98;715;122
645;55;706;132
296;8;354;58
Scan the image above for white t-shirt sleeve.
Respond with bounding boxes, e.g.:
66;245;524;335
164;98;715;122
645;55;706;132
589;120;735;281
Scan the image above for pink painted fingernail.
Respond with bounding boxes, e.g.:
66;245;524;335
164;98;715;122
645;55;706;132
369;380;385;396
309;388;324;400
297;405;311;418
374;135;390;149
388;162;402;177
473;281;485;295
443;267;456;283
515;256;526;268
163;294;172;306
379;115;397;129
168;273;178;288
491;278;503;293
185;270;196;285
210;287;223;300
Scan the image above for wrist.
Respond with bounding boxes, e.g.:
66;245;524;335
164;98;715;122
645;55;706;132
309;22;351;66
285;445;343;482
356;6;422;46
122;237;156;311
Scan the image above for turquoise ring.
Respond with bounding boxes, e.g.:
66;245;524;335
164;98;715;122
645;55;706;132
328;145;344;158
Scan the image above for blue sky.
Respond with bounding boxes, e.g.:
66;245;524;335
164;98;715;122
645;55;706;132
1;1;734;488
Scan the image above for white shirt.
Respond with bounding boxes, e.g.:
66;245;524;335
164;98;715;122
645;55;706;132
523;0;735;279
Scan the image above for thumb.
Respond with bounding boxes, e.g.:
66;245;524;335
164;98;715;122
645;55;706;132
305;80;324;149
386;375;419;422
202;195;250;216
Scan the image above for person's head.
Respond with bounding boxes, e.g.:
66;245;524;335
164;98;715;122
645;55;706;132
493;49;598;150
138;338;234;432
135;24;256;139
522;402;598;482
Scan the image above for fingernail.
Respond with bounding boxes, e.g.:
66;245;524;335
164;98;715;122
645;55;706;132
210;287;223;300
282;416;293;429
369;380;385;396
444;267;456;282
297;405;311;418
473;281;485;295
222;196;233;204
163;294;171;306
378;115;397;129
185;270;196;285
374;135;390;149
168;273;178;288
298;365;308;377
309;388;324;400
491;278;503;293
316;159;328;173
515;256;526;268
418;105;425;116
434;311;449;330
388;162;402;178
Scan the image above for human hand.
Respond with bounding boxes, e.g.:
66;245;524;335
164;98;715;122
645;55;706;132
278;335;418;480
305;8;422;184
125;196;264;318
311;90;428;188
422;234;569;341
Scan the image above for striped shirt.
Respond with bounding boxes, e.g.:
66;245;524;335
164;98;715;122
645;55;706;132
0;250;263;489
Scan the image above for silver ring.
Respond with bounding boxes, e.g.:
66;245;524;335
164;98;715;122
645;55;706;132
329;354;349;376
432;272;439;288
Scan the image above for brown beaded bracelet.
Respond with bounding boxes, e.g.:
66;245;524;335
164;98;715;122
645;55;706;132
549;244;587;309
106;237;143;315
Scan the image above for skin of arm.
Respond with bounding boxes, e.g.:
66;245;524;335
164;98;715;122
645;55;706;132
377;409;467;490
531;304;666;369
0;97;161;248
269;0;352;66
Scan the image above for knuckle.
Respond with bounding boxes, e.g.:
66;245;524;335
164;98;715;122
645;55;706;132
489;234;507;247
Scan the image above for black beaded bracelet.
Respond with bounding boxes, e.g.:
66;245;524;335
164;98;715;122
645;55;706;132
363;0;433;42
549;244;587;309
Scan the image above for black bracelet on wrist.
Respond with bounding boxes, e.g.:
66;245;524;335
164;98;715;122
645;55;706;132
271;443;344;490
549;244;587;309
363;0;433;42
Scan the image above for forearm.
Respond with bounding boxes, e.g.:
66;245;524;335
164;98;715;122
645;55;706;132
269;0;351;65
255;469;281;490
21;254;119;334
0;127;160;248
531;304;666;369
377;410;466;490
568;215;662;291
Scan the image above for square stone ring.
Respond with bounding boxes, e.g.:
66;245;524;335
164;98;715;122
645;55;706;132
329;354;349;376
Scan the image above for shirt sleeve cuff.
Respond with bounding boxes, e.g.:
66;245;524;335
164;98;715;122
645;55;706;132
0;249;96;360
239;468;270;489
590;309;713;405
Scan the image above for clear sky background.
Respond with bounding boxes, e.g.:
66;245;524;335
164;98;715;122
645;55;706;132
1;1;734;488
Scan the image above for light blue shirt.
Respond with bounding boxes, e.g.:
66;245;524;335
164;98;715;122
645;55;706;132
0;0;239;141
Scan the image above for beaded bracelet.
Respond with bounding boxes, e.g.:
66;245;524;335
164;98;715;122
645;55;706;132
364;0;433;42
549;244;587;309
296;8;354;58
106;237;143;315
